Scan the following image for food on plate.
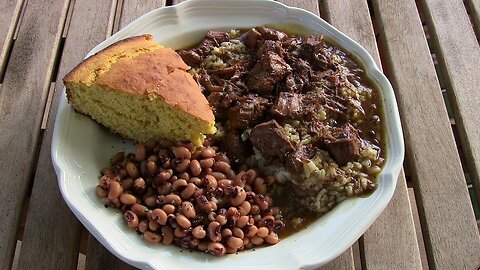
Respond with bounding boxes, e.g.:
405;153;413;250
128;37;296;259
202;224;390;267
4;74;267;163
180;26;384;214
97;139;284;256
63;34;216;146
92;26;385;256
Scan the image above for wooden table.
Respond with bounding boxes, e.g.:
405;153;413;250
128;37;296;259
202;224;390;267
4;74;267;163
1;0;479;269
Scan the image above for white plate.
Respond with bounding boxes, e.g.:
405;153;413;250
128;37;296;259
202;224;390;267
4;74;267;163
51;0;404;269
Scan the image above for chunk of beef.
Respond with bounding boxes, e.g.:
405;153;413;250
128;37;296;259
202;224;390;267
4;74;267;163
207;89;239;121
271;92;326;121
239;28;262;49
206;30;231;43
208;66;237;79
256;40;284;59
271;92;303;118
325;124;362;165
249;120;294;161
247;51;291;95
179;50;203;66
286;145;315;174
197;69;222;92
255;26;288;41
300;35;324;59
228;95;269;130
220;130;252;164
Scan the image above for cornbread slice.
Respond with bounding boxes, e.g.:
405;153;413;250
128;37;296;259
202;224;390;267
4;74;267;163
63;34;216;146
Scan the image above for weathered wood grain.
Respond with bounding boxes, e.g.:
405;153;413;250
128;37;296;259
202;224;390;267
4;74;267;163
84;236;137;270
82;1;166;268
464;0;480;40
419;0;480;223
0;0;24;79
0;0;70;268
371;0;480;268
322;1;422;269
277;0;354;269
15;1;117;269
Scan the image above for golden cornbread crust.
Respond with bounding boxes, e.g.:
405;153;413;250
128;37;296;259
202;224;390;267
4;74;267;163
63;34;216;145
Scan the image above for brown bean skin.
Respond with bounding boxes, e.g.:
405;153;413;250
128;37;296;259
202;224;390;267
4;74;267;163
256;227;269;238
176;214;192;229
157;183;172;195
192;226;207;239
171;179;188;191
146;161;157;176
211;172;226;180
204;175;218;192
196;195;213;212
244;225;258;237
250;235;264;245
126;162;139;179
245;169;257;185
151;208;168;225
120;178;133;190
123;211;139;229
221;228;232;238
119;193;137;205
229;186;247;206
227;236;243;250
138;219;149;233
199;158;215;169
174;226;188;238
201;147;216;158
144;196;157;208
265;232;279;245
253;177;267;195
212;161;231;174
172;146;191;160
132;177;146;194
189;160;202;176
207;242;226;256
236;215;249;228
135;143;147;161
181;201;196;219
143;231;161;244
95;186;107;197
162;204;175;215
207;221;222;242
159;194;181;206
175;159;190;173
198;241;209;251
180;183;196;199
161;226;174;245
215;214;227;225
108;181;123;200
131;203;148;217
149;220;160;231
232;227;244;239
238;201;251;216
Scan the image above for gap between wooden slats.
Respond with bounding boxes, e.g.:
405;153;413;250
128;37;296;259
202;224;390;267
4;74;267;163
82;1;166;269
14;0;118;269
0;0;71;268
0;0;25;83
320;1;422;269
369;0;480;269
463;0;480;43
416;0;480;225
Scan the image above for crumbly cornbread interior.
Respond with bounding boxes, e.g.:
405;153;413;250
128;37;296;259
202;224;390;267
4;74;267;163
64;34;216;146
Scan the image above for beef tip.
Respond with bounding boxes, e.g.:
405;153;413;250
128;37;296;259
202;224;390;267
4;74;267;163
271;92;325;120
239;28;262;49
256;40;284;59
249;120;294;161
197;69;222;92
220;130;252;164
228;95;269;130
207;89;239;121
208;66;237;79
206;30;231;44
179;50;203;66
300;35;324;58
271;92;303;118
325;124;362;165
285;145;315;174
254;26;288;41
247;51;291;95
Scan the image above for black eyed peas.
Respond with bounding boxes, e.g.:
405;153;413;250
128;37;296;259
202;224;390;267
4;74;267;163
97;139;284;256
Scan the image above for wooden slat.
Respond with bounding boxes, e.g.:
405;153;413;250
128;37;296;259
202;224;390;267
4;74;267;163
85;236;136;270
83;1;166;268
0;0;24;78
419;0;480;220
465;0;480;40
370;0;480;269
15;0;117;269
278;0;354;268
118;0;166;29
322;1;422;269
0;0;71;269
